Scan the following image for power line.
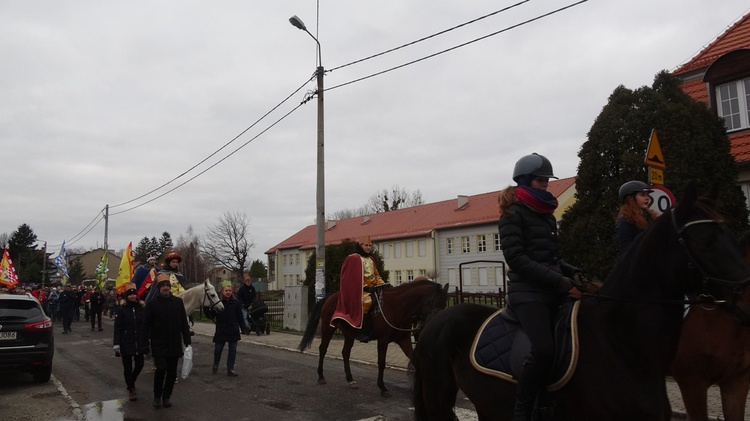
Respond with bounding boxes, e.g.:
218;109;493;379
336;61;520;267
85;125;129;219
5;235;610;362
327;0;588;92
328;0;531;73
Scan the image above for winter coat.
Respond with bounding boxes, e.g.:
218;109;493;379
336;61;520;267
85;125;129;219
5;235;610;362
142;292;191;358
237;283;257;308
58;289;78;310
113;299;149;356
213;296;245;343
498;202;579;305
90;291;105;311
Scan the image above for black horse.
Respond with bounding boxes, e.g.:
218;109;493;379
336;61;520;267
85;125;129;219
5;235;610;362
299;277;448;396
411;187;750;420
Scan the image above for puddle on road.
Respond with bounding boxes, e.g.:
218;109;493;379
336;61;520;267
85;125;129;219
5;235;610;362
82;399;124;421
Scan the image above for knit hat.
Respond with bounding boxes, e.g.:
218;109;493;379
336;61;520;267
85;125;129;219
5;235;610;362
123;282;137;296
156;272;171;289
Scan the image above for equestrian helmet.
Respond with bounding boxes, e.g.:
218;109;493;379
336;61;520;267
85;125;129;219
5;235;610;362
618;180;653;203
512;153;557;182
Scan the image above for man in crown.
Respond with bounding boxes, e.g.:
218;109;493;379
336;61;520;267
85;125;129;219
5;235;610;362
331;235;386;342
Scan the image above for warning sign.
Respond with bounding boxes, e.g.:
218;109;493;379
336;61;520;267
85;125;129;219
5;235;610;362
645;129;666;169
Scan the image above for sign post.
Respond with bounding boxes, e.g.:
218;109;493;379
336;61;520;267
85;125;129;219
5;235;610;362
644;129;673;214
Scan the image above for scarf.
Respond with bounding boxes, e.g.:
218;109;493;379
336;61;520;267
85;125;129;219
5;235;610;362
515;185;558;214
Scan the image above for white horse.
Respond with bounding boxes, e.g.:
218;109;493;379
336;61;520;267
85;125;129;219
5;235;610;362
180;279;224;319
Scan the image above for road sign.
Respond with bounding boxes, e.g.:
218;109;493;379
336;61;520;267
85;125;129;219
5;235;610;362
649;167;664;185
648;185;675;216
645;129;666;169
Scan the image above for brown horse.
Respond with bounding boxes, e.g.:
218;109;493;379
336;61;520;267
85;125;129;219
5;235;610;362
670;286;750;421
298;277;448;396
410;188;750;420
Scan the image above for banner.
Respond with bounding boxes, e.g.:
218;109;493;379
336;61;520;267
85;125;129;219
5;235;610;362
0;248;19;289
94;251;109;290
115;242;134;294
53;241;69;279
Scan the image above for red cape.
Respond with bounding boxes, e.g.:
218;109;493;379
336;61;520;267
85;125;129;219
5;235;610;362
331;253;365;328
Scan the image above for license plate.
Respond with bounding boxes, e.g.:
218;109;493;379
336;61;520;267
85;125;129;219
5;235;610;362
0;331;17;340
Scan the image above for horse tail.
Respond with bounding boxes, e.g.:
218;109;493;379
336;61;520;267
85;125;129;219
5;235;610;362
298;296;326;352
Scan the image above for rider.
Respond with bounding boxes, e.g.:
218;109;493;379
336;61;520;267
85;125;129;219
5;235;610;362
162;252;186;296
498;153;584;421
331;235;387;343
615;180;657;255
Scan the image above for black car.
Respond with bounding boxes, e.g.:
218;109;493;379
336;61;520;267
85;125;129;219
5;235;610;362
0;293;54;382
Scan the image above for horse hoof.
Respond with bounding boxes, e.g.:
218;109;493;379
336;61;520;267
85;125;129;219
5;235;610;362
348;381;359;389
318;379;327;385
381;390;391;398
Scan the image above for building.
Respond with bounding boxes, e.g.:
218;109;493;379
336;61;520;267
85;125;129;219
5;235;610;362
67;248;121;285
265;177;576;293
673;11;750;206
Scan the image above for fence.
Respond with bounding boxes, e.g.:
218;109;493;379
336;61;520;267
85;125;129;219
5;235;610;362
259;290;285;331
448;286;505;309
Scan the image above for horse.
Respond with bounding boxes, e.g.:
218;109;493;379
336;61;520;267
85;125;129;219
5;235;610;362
179;279;225;320
670;285;750;421
298;277;449;396
410;187;750;420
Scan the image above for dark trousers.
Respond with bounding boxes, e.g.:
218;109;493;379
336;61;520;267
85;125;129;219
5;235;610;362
62;307;74;332
213;341;238;372
90;308;103;330
153;356;179;399
121;354;145;390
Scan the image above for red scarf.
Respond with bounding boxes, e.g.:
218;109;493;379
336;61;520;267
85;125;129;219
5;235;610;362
515;186;558;214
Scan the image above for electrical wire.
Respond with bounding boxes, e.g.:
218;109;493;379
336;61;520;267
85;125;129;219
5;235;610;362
328;0;530;73
326;0;588;92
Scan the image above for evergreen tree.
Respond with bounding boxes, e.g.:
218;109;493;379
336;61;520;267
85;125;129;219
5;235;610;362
559;71;749;278
8;224;42;284
68;258;86;284
249;259;268;279
133;237;152;263
158;232;173;255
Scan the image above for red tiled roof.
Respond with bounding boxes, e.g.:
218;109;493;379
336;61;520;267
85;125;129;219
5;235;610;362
677;78;709;105
265;177;576;254
731;131;750;162
674;12;750;75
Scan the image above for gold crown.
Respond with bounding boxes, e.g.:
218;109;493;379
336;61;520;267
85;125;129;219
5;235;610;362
358;235;371;245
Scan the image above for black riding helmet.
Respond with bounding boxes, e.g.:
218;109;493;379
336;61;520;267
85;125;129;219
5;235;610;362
618;180;653;203
512;153;558;183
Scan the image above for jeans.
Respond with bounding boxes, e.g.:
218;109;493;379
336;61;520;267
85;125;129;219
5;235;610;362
214;341;238;372
121;354;145;390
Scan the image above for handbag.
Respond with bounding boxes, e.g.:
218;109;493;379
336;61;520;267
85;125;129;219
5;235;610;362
181;345;193;379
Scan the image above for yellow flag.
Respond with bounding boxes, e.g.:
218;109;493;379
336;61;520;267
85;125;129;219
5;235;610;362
115;242;134;294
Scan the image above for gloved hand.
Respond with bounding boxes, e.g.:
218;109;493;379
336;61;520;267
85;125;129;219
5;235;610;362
571;273;590;291
113;345;121;357
558;277;575;293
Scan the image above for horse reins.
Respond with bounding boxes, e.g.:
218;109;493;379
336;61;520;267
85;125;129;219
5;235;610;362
201;284;222;319
372;284;442;333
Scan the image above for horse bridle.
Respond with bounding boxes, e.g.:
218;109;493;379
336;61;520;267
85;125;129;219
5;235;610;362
670;208;750;315
202;284;222;317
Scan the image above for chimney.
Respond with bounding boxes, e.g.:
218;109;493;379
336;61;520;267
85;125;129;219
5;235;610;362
363;216;370;224
457;195;468;209
326;220;336;230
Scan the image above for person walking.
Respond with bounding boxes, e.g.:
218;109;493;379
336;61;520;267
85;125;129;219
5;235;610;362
142;272;191;409
497;153;584;421
615;180;657;255
212;281;248;377
90;286;105;331
113;283;149;401
58;284;78;334
237;273;257;329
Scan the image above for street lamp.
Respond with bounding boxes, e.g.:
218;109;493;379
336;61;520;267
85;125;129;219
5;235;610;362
290;15;326;301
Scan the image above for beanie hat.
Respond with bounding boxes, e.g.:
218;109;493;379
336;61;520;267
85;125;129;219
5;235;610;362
123;282;138;296
156;272;171;289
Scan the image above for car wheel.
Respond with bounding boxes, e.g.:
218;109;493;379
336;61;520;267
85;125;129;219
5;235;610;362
33;365;52;383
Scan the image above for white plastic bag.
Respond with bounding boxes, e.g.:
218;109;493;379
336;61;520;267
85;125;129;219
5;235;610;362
181;345;193;379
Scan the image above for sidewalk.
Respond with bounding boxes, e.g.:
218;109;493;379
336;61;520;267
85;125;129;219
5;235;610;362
191;322;727;420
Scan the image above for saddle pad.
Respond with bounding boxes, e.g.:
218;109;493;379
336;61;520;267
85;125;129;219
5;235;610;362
469;301;581;391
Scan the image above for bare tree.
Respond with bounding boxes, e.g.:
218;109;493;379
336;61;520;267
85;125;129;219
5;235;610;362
202;212;254;282
174;225;210;284
365;186;424;213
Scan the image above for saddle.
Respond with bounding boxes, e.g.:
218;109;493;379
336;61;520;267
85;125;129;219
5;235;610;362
469;301;580;391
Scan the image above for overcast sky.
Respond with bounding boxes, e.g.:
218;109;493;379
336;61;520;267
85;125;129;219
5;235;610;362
3;0;748;263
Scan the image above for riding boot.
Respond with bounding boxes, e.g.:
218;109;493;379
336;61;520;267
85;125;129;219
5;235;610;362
357;313;372;343
512;359;545;421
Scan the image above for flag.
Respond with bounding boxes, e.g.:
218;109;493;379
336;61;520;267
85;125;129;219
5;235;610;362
53;241;68;278
115;242;134;294
0;248;19;290
94;251;109;290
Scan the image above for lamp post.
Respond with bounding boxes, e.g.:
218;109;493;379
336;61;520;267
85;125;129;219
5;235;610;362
290;15;326;301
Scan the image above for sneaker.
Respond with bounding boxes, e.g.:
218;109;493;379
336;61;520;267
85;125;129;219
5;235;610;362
227;370;238;377
162;397;172;408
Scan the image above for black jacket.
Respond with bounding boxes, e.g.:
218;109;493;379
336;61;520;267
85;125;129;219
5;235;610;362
90;291;105;310
142;293;191;358
58;289;78;310
237;283;256;308
213;296;246;343
498;202;579;305
113;299;149;356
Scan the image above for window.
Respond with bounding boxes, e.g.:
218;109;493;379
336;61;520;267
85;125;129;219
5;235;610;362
395;270;403;285
418;240;426;257
405;241;413;258
477;235;487;253
407;270;414;282
461;236;470;254
295;253;300;265
716;78;750;131
283;255;287;266
478;267;488;286
494;233;501;251
394;243;402;258
447;238;454;255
